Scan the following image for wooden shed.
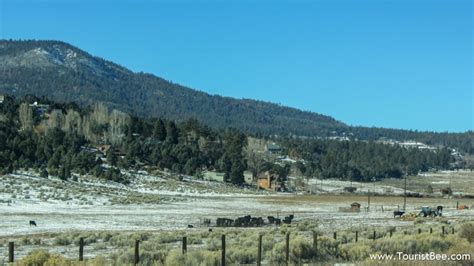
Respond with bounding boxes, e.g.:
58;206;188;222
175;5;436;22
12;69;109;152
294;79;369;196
350;202;361;212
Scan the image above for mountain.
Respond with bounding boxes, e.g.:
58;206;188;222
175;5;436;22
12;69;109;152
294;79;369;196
0;40;472;153
0;40;346;137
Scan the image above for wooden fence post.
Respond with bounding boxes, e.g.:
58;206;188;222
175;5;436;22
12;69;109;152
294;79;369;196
456;201;459;210
182;236;187;254
257;234;262;266
390;230;393;238
285;232;290;265
430;227;433;234
221;235;226;266
134;240;140;265
8;242;14;263
418;228;421;234
452;228;455;234
333;232;337;240
373;231;376;240
313;232;318;250
355;231;358;242
79;237;84;261
442;226;445;235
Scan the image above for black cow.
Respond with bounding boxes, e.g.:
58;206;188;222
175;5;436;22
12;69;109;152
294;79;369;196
250;217;264;227
29;220;37;226
275;218;281;226
393;211;405;218
267;216;276;224
437;206;443;216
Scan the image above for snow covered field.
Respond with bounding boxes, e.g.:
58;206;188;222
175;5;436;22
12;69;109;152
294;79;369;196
1;170;473;238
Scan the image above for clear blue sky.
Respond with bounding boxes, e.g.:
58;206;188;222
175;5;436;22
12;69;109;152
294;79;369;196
0;0;472;132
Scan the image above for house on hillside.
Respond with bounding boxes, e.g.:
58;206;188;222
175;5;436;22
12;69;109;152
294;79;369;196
29;101;50;117
203;170;226;182
258;171;285;191
266;143;282;155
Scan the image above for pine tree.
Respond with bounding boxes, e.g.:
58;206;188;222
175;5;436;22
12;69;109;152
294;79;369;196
153;119;167;141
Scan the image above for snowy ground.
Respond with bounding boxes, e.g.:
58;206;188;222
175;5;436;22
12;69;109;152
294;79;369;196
1;170;473;238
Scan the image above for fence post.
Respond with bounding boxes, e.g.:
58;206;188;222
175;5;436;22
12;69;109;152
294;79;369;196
257;234;262;266
456;201;459;209
381;205;384;212
418;228;421;234
452;228;454;234
333;232;337;240
430;227;433;234
221;235;226;266
390;230;393;238
285;232;290;265
182;236;187;254
373;231;376;240
442;226;445;235
79;237;84;261
134;240;140;265
313;232;318;250
355;231;358;242
8;242;14;263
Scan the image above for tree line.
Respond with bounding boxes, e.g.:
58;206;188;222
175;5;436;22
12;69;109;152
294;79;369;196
0;95;461;185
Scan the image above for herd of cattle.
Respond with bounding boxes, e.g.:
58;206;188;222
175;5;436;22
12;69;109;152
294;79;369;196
214;214;294;227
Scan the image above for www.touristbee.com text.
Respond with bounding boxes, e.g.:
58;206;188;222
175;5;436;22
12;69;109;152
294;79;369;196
369;252;471;262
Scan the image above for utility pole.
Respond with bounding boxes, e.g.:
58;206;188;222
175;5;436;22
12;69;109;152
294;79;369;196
368;189;370;211
403;173;407;211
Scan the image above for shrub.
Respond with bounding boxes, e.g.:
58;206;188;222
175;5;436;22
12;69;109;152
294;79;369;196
18;250;69;266
459;223;474;243
340;243;372;261
54;235;72;245
228;246;255;264
18;249;50;266
290;236;315;263
165;250;219;266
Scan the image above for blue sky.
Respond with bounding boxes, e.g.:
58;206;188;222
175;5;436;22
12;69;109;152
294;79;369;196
0;0;472;132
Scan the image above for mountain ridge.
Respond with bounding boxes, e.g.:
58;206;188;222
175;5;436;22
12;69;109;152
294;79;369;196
0;39;346;136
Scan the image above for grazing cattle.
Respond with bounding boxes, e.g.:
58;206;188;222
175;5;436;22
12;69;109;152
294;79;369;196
250;217;264;227
282;215;294;224
202;218;211;226
216;218;227;227
218;218;233;227
267;216;276;224
187;224;194;228
208;228;213;232
29;220;37;226
436;206;443;216
393;211;405;218
275;218;281;226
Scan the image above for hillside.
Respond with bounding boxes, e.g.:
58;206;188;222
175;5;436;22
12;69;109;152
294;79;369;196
0;40;472;153
0;40;345;137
